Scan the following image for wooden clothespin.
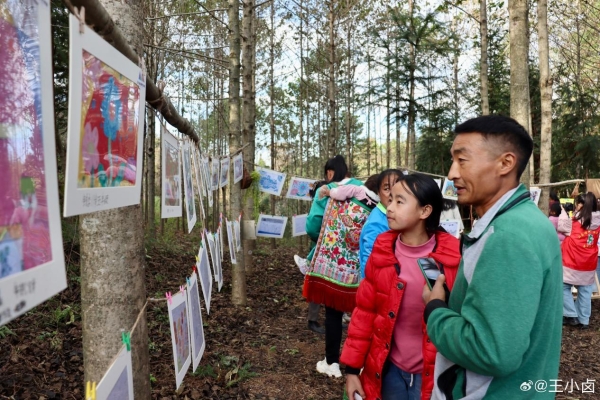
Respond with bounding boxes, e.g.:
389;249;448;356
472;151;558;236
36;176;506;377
74;6;86;34
85;381;96;400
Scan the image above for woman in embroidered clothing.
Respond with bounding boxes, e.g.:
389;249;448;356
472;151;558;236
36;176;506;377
340;174;461;400
560;192;600;329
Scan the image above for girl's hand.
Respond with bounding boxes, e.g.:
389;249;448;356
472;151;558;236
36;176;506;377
346;374;365;400
319;186;331;199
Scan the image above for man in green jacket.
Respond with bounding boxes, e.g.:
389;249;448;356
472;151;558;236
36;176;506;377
423;115;562;399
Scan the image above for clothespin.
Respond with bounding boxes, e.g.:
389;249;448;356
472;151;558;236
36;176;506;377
179;285;185;293
192;265;198;275
186;277;191;287
195;255;199;263
165;292;172;305
85;381;96;400
74;6;86;34
121;331;131;351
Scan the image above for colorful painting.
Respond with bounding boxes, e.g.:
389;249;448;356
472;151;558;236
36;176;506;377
0;0;67;326
161;128;182;218
196;236;212;314
286;177;317;201
168;290;191;390
64;14;145;216
256;215;288;239
186;273;205;372
220;157;230;188
257;167;286;196
95;346;134;400
441;178;458;201
181;140;197;233
232;153;243;184
292;214;308;237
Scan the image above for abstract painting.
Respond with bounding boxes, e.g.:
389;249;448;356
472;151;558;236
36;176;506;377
286;177;316;201
64;14;145;216
232;153;243;184
186;273;205;372
181;139;197;233
220;157;230;188
168;290;191;390
292;214;308;237
0;0;66;326
257;167;286;196
256;215;287;239
95;345;133;400
161;127;182;218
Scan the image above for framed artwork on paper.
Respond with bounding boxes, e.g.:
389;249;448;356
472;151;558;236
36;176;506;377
161;127;182;218
256;215;287;239
219;157;230;188
204;154;213;208
196;235;212;314
186;273;205;372
212;231;223;291
95;346;134;400
292;214;308;237
205;230;219;283
286;177;316;201
64;14;146;216
441;178;458;201
0;0;67;326
191;146;205;221
167;290;191;390
232;153;243;184
233;219;241;252
226;220;237;265
211;158;220;191
181;140;197;233
256;167;286;196
530;187;542;206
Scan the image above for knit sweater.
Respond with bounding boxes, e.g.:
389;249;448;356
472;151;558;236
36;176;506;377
425;184;563;400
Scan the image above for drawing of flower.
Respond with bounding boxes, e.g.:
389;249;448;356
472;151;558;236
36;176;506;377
81;122;99;174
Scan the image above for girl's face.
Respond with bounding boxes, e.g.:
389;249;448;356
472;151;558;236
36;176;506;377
378;174;401;207
576;202;584;212
326;169;334;182
386;182;431;232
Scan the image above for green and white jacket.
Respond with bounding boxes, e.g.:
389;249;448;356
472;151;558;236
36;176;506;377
424;185;563;399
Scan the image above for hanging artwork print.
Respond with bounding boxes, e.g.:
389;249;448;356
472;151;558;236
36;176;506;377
64;14;146;216
226;220;237;265
186;273;205;372
441;178;458;201
211;230;223;291
161;127;182;218
0;0;67;326
205;230;219;283
168;290;191;390
292;214;308;237
257;167;286;196
286;177;317;201
182;139;197;233
256;215;287;239
530;187;542;206
95;345;134;400
220;157;230;188
232;153;243;184
196;235;212;314
233;218;241;252
211;158;220;191
191;146;205;221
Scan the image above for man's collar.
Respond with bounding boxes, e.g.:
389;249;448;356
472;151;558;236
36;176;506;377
468;185;523;239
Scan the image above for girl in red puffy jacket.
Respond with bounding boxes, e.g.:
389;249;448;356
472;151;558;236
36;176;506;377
340;174;461;400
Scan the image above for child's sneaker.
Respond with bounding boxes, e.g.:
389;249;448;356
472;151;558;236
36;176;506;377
316;357;342;378
294;255;308;275
342;312;352;324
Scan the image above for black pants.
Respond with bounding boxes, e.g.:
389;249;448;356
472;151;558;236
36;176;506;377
325;306;344;364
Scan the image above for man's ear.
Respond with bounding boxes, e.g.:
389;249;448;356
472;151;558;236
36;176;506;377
499;152;518;177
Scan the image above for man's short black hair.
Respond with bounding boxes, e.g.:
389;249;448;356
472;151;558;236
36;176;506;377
454;115;533;179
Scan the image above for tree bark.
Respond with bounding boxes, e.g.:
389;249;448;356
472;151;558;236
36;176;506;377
480;0;490;115
242;0;256;274
508;0;531;186
328;0;338;157
80;1;150;398
229;0;247;305
269;0;276;250
407;0;417;169
537;0;552;213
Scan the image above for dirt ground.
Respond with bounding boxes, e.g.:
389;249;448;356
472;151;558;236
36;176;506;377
1;233;599;399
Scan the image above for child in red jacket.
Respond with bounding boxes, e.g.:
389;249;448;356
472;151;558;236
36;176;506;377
340;174;461;400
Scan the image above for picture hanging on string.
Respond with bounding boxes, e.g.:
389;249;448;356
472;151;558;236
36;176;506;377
202;155;211;195
205;230;219;284
440;219;460;239
441;178;458;201
530;187;542;206
186;273;205;372
0;0;67;326
191;146;205;221
286;177;317;201
64;14;146;217
233;153;244;184
226;220;237;265
233;219;242;252
220;157;230;188
212;230;223;291
181;139;197;233
161;127;182;218
95;345;134;400
292;214;308;237
256;167;286;196
256;215;288;239
196;234;212;314
167;290;191;390
211;158;220;191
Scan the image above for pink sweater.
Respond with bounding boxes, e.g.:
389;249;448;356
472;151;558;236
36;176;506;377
549;216;566;243
390;234;436;374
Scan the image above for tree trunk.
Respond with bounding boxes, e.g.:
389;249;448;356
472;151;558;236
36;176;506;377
537;0;552;213
407;0;417;169
328;0;337;157
480;0;490;115
80;1;150;398
367;48;371;175
147;109;155;237
229;0;247;305
269;0;276;249
508;0;531;186
242;0;256;274
345;20;352;168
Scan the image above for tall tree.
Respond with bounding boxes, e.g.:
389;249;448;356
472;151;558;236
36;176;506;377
480;0;490;115
538;0;552;213
327;0;338;156
79;0;150;397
